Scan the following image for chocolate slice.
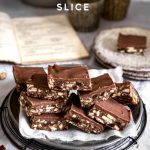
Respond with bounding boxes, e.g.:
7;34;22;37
112;82;139;105
117;33;147;54
65;104;105;134
19;92;67;116
27;74;68;100
88;99;130;130
30;113;68;131
79;74;116;108
48;64;92;91
13;65;46;91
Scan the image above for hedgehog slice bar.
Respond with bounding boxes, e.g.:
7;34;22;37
65;104;105;134
48;65;92;91
27;74;68;100
79;74;116;108
30;113;68;131
19;92;67;116
88;99;130;130
117;33;146;54
112;82;139;105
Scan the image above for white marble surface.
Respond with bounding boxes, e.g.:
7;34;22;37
0;0;150;150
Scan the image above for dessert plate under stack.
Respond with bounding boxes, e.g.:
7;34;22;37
94;27;150;80
0;88;147;150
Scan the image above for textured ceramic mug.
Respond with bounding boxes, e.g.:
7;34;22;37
67;0;102;32
102;0;130;21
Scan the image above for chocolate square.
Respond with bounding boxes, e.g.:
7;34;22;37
88;99;130;130
79;74;116;108
48;65;92;91
19;92;67;116
112;82;139;105
117;33;147;54
65;104;105;134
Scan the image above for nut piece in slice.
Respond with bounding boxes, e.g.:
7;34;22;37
0;72;7;80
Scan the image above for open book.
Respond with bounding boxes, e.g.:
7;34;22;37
0;12;89;64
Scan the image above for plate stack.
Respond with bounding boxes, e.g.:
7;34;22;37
94;27;150;80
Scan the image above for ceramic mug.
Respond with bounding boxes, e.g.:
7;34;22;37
102;0;130;21
67;0;102;32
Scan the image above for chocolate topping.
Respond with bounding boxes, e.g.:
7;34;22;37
48;64;89;79
13;65;46;84
80;74;114;95
27;74;48;88
117;33;147;49
31;113;64;123
48;64;92;91
27;96;65;107
95;99;130;122
92;74;114;90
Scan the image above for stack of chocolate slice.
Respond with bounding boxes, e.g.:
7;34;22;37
47;65;105;133
13;64;139;134
13;65;68;131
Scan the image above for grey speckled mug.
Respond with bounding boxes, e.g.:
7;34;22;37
67;0;102;32
102;0;130;21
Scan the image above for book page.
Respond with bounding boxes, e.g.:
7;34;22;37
0;12;20;63
12;15;89;64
